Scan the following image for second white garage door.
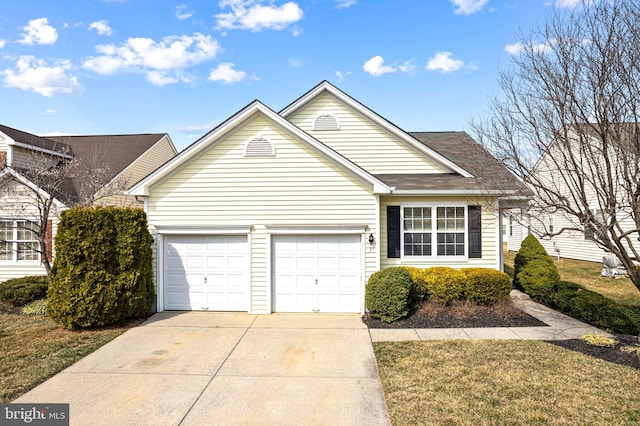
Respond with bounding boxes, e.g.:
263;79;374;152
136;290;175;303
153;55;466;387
164;235;248;311
272;235;362;313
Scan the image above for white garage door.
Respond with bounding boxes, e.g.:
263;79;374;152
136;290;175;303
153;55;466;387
164;235;248;311
273;235;362;313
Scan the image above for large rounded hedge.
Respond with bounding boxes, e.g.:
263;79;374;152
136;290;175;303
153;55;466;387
0;275;49;307
47;207;155;329
365;267;412;323
423;267;466;305
463;268;511;305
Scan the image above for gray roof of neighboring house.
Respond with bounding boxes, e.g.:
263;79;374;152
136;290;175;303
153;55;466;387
375;132;531;196
0;124;71;155
1;125;168;204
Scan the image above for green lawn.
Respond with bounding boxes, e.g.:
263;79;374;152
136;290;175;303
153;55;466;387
376;340;640;425
0;313;133;402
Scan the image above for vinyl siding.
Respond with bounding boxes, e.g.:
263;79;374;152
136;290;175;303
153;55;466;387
0;179;60;282
380;196;500;270
286;93;451;174
146;113;378;313
11;146;63;170
95;135;176;207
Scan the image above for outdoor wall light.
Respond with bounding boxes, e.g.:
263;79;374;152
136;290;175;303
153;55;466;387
368;233;375;245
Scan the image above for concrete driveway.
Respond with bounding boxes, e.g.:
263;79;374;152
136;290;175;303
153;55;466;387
15;312;390;426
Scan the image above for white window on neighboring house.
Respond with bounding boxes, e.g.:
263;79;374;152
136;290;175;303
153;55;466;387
0;220;40;262
402;205;466;257
548;216;554;234
584;209;605;241
509;216;513;237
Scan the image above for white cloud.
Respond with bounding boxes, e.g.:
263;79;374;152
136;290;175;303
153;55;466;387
44;109;56;114
291;26;303;36
398;59;417;75
335;0;356;8
208;62;247;83
215;0;304;32
83;33;221;86
288;57;303;67
18;18;58;45
176;4;194;20
505;41;552;55
363;55;396;77
555;0;582;8
0;40;5;49
425;51;465;73
335;70;351;82
88;20;113;36
450;0;489;15
3;56;80;96
505;42;523;55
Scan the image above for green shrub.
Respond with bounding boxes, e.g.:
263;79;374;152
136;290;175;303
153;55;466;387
22;299;47;315
47;207;155;329
549;281;640;335
423;267;466;305
403;266;429;302
365;267;412;323
0;276;49;307
513;234;551;287
517;258;560;299
463;268;511;305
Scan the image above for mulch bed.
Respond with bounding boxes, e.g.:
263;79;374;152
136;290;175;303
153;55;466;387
363;302;640;370
362;302;546;329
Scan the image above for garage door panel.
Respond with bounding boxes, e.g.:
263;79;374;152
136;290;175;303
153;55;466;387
273;235;362;313
164;235;248;311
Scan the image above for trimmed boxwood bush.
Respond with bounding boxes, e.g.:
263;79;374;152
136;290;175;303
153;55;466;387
0;275;49;307
47;206;155;329
517;258;560;299
365;267;412;323
463;268;511;305
423;267;466;305
513;234;551;287
402;266;429;302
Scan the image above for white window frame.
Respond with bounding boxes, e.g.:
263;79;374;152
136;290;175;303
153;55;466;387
0;219;41;263
400;203;468;261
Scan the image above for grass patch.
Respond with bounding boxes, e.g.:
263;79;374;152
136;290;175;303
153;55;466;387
0;313;135;402
375;340;640;425
504;251;640;306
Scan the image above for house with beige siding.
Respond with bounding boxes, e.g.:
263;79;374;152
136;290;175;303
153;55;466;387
129;81;529;314
0;125;177;282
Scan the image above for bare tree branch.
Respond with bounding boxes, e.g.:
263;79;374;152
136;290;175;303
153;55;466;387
472;1;640;290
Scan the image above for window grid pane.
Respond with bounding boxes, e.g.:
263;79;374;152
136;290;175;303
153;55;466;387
403;207;433;256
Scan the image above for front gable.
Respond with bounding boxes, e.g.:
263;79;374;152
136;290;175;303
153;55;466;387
281;82;472;177
286;92;451;174
148;112;379;225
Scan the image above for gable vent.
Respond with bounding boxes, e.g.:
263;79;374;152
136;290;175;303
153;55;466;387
314;114;340;130
245;137;275;157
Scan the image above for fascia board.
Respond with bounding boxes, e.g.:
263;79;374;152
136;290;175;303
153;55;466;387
280;81;474;178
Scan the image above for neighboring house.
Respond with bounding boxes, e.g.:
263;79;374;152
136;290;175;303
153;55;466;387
0;125;177;282
506;127;639;264
129;81;530;314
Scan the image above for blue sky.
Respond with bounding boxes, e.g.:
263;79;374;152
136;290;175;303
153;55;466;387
0;0;581;151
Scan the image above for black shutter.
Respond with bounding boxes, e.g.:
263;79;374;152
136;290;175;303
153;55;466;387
387;206;401;258
468;205;482;258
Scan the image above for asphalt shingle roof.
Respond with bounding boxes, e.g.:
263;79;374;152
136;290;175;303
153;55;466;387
374;132;531;196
